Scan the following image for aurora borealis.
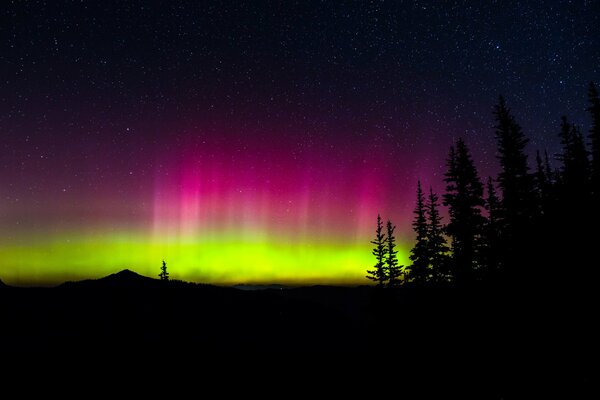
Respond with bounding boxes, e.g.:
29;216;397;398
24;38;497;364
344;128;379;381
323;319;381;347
1;1;598;285
2;125;417;285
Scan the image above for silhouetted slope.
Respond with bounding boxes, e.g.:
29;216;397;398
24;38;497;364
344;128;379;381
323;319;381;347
2;270;355;353
0;269;595;395
59;268;157;289
98;268;155;284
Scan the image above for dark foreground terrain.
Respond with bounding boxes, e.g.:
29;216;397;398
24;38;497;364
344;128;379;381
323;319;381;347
0;270;595;394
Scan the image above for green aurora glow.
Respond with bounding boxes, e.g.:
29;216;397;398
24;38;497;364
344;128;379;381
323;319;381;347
0;230;410;286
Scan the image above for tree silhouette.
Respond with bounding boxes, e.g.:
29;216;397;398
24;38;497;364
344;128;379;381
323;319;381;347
587;82;600;196
159;260;169;281
554;116;591;238
535;151;548;211
494;96;535;236
425;187;449;282
482;177;502;277
572;127;590;201
408;181;429;283
553;116;593;284
385;220;403;287
543;150;554;185
534;149;559;217
363;86;598;292
485;177;500;234
367;214;387;287
570;125;590;189
492;96;538;283
443;138;485;283
558;117;590;193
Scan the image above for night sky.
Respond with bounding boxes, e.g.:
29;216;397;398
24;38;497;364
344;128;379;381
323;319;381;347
1;1;598;285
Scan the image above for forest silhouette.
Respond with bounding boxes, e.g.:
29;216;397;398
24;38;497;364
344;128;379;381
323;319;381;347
368;83;600;294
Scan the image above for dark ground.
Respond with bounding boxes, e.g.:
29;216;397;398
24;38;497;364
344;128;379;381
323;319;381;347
0;269;595;395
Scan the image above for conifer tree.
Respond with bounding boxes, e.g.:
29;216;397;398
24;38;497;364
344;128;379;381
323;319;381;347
425;187;449;282
443;138;485;283
557;117;590;200
535;150;548;210
385;220;403;287
485;177;500;229
482;177;502;276
570;125;591;193
558;116;573;165
367;214;387;287
544;150;553;185
159;260;169;281
493;96;536;279
494;96;534;229
408;181;429;283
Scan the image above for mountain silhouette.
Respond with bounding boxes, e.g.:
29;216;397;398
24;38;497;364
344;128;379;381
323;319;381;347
2;268;359;353
59;268;158;289
98;269;156;285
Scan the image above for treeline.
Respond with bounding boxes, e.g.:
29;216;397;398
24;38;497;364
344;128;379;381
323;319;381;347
367;82;600;288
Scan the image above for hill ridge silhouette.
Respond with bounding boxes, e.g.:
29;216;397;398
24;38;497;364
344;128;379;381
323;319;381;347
98;268;155;283
56;268;159;289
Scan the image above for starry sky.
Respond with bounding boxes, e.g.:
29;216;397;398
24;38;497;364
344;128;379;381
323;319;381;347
1;1;598;285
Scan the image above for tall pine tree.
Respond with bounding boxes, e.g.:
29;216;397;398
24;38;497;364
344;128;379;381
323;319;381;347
443;139;485;284
385;220;403;287
408;181;429;283
493;96;536;281
554;116;592;284
558;116;573;166
367;214;388;287
544;150;554;186
485;177;500;230
535;150;549;213
494;96;534;229
570;125;591;197
481;177;502;277
542;150;559;214
557;117;590;201
426;187;449;282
